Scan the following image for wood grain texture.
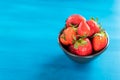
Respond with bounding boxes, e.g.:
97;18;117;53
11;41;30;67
0;0;120;80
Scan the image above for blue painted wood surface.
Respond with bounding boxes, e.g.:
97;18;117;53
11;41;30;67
0;0;120;80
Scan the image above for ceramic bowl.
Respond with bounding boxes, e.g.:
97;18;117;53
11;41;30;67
58;28;109;63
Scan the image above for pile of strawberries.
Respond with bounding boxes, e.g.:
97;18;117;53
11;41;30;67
59;14;108;56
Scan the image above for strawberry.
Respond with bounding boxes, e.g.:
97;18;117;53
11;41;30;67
92;31;108;51
87;19;100;36
77;21;91;37
60;27;76;45
69;38;92;56
66;14;86;28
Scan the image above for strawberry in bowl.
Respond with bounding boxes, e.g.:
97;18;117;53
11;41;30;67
58;14;109;63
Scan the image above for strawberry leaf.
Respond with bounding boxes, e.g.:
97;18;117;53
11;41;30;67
81;41;87;46
73;35;76;41
90;17;95;21
90;17;98;23
61;33;66;40
81;33;88;38
72;27;77;31
96;17;98;22
74;42;79;49
72;36;76;44
70;23;78;28
78;38;87;46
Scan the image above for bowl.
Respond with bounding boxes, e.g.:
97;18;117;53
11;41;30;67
58;28;109;63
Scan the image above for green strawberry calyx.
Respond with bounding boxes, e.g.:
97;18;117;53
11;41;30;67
90;17;98;23
94;30;107;38
74;38;87;49
72;35;77;44
69;23;78;28
60;33;66;41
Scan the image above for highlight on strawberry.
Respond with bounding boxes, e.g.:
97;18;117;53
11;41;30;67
59;14;108;56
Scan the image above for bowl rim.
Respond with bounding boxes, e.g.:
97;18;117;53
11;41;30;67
58;28;109;58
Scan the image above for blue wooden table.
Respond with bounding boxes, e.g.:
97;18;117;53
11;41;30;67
0;0;120;80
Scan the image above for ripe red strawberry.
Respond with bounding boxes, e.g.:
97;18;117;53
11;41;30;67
66;14;86;28
77;21;91;37
60;27;76;45
92;31;108;51
69;38;92;56
87;19;100;36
